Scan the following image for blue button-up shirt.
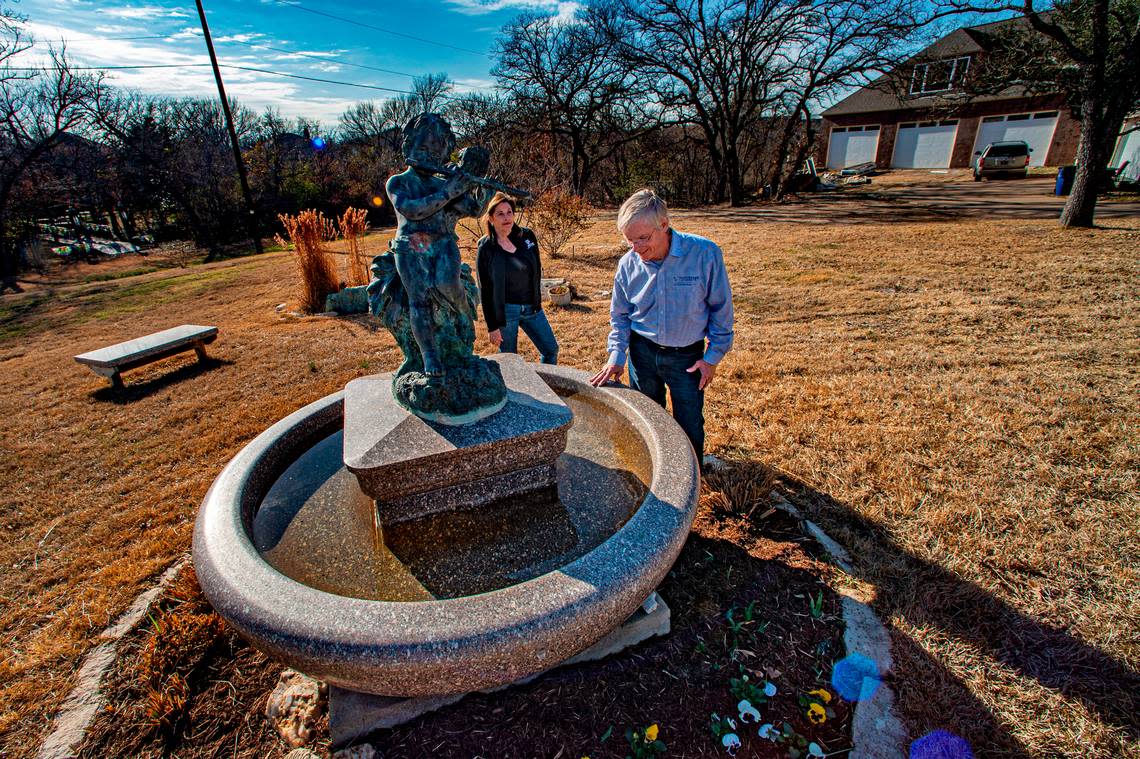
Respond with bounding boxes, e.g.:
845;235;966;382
607;229;734;367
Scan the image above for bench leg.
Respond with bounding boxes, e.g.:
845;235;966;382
110;371;124;390
194;343;209;363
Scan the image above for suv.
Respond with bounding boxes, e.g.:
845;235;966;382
973;140;1032;181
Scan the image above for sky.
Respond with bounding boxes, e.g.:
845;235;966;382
13;0;580;128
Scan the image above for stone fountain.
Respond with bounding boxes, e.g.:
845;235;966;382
192;115;699;747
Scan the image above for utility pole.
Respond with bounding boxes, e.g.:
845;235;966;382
195;0;263;254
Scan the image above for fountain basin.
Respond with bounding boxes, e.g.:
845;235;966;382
192;365;699;697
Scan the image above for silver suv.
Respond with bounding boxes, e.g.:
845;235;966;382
973;140;1032;181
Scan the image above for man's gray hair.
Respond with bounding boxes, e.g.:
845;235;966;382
617;188;669;232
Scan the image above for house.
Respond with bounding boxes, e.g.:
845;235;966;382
1110;115;1140;182
820;17;1081;171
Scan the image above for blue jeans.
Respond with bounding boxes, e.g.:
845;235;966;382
500;303;559;364
627;332;705;464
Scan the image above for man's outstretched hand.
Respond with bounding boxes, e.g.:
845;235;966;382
686;359;716;390
590;363;624;387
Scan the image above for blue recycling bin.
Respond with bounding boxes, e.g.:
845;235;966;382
1055;165;1076;196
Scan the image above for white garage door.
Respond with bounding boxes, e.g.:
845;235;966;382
827;125;880;169
892;120;958;168
1111;127;1140;181
973;111;1058;167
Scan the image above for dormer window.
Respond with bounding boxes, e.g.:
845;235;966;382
910;56;971;94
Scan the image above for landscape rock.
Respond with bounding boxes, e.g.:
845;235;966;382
333;744;378;759
285;750;323;759
265;669;328;748
325;285;370;315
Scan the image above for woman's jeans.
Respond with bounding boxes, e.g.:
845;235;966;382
500;303;559;364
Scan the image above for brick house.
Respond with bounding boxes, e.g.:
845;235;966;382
820;17;1082;170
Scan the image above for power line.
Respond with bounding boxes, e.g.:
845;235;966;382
53;33;447;82
221;38;421;80
85;35;171;41
269;0;491;58
5;61;424;95
5;64;213;70
222;64;418;94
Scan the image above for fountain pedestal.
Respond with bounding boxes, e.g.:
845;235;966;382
344;354;573;526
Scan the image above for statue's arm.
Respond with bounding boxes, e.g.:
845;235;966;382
456;185;494;218
387;174;473;221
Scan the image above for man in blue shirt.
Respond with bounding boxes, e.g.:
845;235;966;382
590;189;734;468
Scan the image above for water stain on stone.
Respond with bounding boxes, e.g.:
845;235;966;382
253;392;651;601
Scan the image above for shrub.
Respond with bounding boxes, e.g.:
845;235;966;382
527;189;593;259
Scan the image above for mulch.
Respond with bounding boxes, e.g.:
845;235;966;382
77;490;853;759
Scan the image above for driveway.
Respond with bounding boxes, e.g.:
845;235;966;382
670;172;1140;225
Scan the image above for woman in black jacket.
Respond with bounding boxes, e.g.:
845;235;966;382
475;192;559;364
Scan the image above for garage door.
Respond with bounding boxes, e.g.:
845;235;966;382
1111;127;1140;181
973;111;1058;167
892;120;958;168
827;125;880;169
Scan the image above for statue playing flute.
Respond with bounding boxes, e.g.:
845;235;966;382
368;113;528;424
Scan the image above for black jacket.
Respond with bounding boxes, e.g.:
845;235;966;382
476;226;543;332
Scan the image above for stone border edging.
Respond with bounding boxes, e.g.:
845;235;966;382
36;556;189;759
769;492;907;759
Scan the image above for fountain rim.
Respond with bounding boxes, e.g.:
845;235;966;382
192;363;699;694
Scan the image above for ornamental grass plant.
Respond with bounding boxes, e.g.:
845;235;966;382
278;209;338;313
338;207;371;287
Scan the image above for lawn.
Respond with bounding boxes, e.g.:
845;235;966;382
0;209;1137;757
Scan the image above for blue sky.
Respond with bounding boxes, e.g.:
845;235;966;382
15;0;579;127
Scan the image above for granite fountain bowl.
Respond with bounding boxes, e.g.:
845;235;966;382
192;364;700;697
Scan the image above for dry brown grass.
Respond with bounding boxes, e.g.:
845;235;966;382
0;209;1137;757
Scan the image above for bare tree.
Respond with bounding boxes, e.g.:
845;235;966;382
338;74;454;148
494;10;655;197
92;90;258;256
0;28;101;289
933;0;1140;227
768;0;922;197
594;0;805;205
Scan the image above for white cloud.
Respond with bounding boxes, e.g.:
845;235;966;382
103;6;192;19
446;0;580;17
268;49;349;60
217;33;265;44
13;20;441;125
452;77;495;93
550;2;580;24
166;27;203;40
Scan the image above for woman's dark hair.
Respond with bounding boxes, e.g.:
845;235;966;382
482;192;517;241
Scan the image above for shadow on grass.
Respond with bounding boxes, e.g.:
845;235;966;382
774;474;1139;751
91;357;234;403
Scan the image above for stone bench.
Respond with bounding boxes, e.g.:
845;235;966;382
74;324;218;388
